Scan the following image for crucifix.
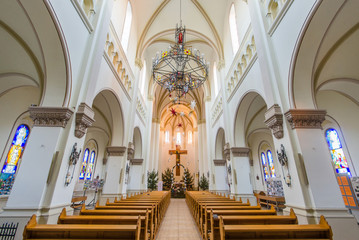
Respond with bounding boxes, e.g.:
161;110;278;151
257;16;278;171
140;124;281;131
169;145;187;176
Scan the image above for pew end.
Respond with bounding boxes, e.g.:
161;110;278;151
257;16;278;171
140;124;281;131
136;215;142;240
218;216;225;240
57;208;67;224
23;214;37;240
106;198;110;205
247;198;250;205
320;215;333;239
95;200;100;208
289;208;298;224
80;203;86;213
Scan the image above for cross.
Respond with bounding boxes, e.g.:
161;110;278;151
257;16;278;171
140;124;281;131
169;145;187;176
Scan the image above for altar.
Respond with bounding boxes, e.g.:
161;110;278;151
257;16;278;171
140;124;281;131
171;182;186;198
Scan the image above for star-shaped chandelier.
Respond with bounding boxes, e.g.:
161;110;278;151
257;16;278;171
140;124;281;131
152;2;209;100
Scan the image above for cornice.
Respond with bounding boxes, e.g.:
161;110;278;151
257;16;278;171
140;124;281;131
29;106;74;128
106;146;127;156
231;147;250;157
285;109;326;129
75;103;95;138
264;104;283;139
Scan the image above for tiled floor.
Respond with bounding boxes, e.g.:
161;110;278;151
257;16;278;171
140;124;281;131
155;198;201;240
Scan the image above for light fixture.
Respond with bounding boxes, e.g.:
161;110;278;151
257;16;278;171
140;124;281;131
152;1;209;100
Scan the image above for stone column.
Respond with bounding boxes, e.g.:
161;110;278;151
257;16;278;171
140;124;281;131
101;146;126;201
2;107;73;216
231;147;256;205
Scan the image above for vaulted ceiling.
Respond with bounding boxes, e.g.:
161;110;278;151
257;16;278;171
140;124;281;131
132;0;230;120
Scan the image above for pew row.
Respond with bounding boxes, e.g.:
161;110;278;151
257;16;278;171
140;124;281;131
23;214;141;240
218;215;333;240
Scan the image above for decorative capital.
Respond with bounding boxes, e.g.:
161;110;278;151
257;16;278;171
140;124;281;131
217;59;225;71
198;119;206;124
127;142;135;160
75;103;95;138
29;106;74;127
285;109;326;129
213;159;226;166
135;58;143;69
223;143;231;160
231;147;250;157
130;158;143;165
106;146;126;156
204;96;211;102
264;104;283;139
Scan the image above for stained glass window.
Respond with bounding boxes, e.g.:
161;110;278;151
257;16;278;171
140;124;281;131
188;131;193;144
325;129;351;176
261;152;270;180
267;150;276;178
229;4;239;54
176;132;181;145
85;151;95;180
0;124;30;195
165;131;170;143
79;149;89;180
121;1;132;52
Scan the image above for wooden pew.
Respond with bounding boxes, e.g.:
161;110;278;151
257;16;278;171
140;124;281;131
58;208;149;240
210;208;298;240
80;204;154;240
218;215;333;240
23;214;141;240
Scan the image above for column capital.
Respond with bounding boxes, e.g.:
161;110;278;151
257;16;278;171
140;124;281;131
198;119;206;124
217;59;225;71
223;143;231;160
213;159;226;166
106;146;126;156
75;103;95;138
29;106;74;128
135;58;143;69
285;109;326;129
130;158;143;165
127;142;134;160
231;147;250;157
264;104;283;139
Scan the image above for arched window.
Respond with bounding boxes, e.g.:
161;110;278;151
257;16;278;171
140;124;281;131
79;148;89;180
267;150;276;178
121;1;132;52
325;129;351;176
213;63;219;96
261;152;270;180
140;60;147;95
165;131;170;143
176;132;181;145
188;131;193;144
229;4;239;54
85;151;96;180
0;124;30;195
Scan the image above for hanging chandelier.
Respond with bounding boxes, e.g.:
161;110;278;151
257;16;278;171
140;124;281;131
152;18;209;99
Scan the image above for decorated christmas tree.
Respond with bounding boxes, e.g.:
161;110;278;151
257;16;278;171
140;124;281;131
182;168;194;190
162;168;173;190
199;174;209;191
147;170;158;191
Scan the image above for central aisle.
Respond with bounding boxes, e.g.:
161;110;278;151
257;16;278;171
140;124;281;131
155;198;201;240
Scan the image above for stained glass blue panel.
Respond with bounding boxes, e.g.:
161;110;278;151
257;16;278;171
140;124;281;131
261;152;269;180
85;151;95;180
79;149;89;180
0;125;30;195
325;129;351;176
267;150;276;178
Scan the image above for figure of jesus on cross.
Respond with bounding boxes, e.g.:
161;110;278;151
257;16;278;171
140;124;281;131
169;145;187;176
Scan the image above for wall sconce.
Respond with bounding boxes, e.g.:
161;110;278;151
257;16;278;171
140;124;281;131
277;144;291;187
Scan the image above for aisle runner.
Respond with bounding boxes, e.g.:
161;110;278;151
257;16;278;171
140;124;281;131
155;199;201;240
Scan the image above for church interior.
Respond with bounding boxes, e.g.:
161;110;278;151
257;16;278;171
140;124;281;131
1;0;359;239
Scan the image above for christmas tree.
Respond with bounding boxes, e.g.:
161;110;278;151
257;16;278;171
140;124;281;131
147;170;158;191
182;168;194;190
162;168;173;190
199;174;209;190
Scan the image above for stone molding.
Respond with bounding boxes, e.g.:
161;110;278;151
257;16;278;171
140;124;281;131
29;106;74;128
231;147;250;157
130;158;143;165
213;159;226;166
264;104;283;139
285;109;326;129
106;146;126;156
198;119;206;124
75;103;95;138
135;58;143;69
223;143;231;160
127;142;135;160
